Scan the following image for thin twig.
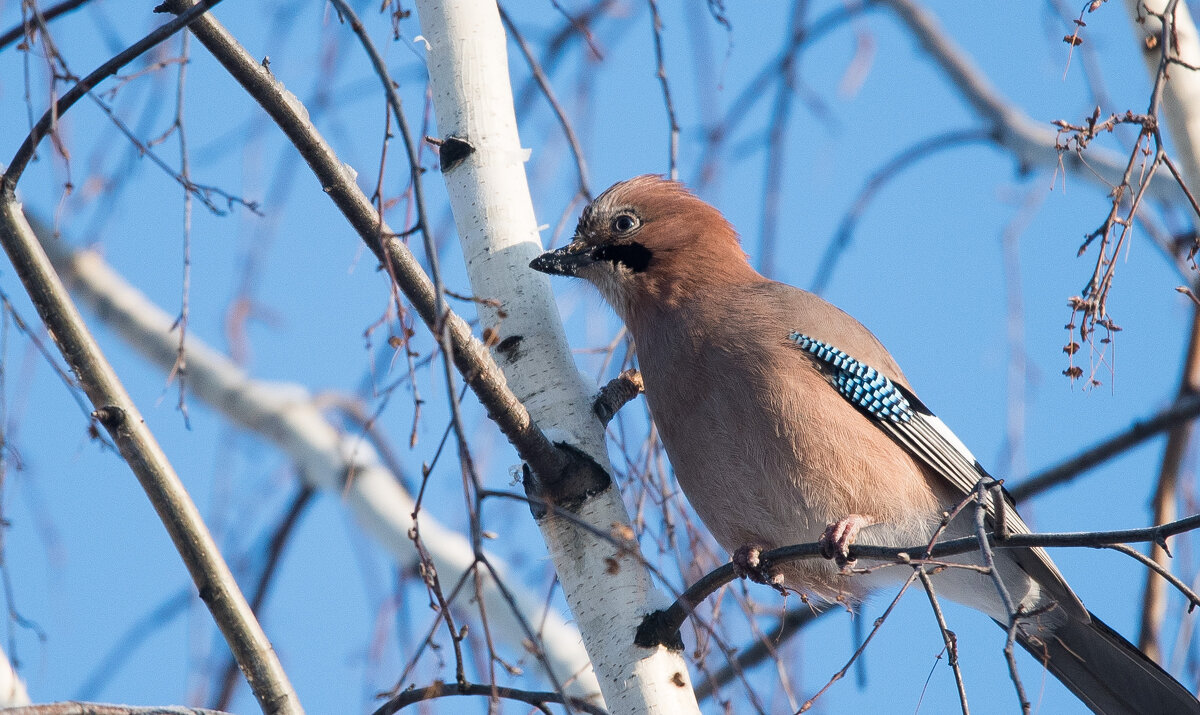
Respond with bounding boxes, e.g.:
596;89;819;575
915;567;970;715
73;590;192;700
971;483;1029;714
1141;305;1200;659
758;1;804;278
692;606;831;702
212;487;316;711
646;0;679;179
168;32;193;427
1110;542;1200;612
0;204;301;715
797;571;922;712
0;3;301;711
156;0;568;484
0;0;93;53
810;128;991;293
371;681;607;715
1;0;226;192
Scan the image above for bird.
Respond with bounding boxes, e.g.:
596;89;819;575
529;174;1200;715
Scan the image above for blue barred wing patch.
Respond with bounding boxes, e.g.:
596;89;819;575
787;332;913;423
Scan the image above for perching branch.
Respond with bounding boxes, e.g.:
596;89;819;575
637;513;1200;650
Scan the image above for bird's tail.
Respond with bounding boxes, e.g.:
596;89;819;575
1013;613;1199;715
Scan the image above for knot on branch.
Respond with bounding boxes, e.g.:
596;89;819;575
522;441;611;518
634;608;685;652
427;135;475;173
594;369;644;425
92;405;127;429
153;0;187;14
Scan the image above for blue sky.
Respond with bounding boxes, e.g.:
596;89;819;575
0;1;1196;713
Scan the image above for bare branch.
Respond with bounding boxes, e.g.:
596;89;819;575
647;0;679;180
915;568;969;715
692;606;832;702
3;704;230;715
0;203;301;713
881;0;1188;205
971;483;1029;713
0;8;302;701
1;0;227;192
639;513;1200;647
371;681;608;715
154;0;569;483
37;234;600;699
797;571;922;712
1140;306;1200;660
1010;391;1200;501
211;486;316;711
0;0;92;53
811;128;991;294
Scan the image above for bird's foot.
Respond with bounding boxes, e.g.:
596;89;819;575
819;515;873;570
732;543;786;594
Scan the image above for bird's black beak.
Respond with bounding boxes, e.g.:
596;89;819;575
529;240;595;277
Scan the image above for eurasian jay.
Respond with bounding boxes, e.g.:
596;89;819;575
530;175;1200;715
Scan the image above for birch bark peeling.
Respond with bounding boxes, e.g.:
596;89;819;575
413;1;701;711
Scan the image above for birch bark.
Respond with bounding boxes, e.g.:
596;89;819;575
413;1;702;711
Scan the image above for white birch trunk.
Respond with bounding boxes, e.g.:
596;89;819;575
1126;0;1200;188
0;649;28;707
413;1;703;712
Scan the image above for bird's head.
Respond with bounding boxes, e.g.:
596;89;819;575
530;175;757;322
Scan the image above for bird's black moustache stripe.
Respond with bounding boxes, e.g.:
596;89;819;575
593;242;652;272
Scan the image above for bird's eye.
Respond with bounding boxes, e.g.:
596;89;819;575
611;213;639;234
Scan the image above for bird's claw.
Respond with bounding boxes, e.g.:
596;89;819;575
819;514;872;570
732;543;786;593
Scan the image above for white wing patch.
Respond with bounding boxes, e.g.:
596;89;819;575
923;411;978;466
